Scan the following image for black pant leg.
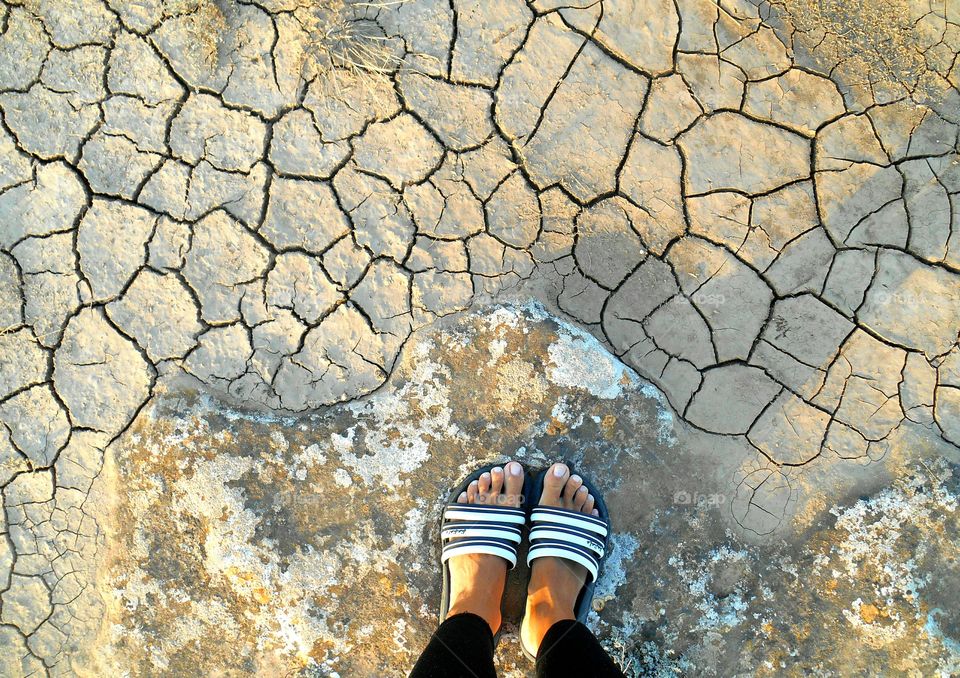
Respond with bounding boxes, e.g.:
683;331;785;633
409;612;498;678
535;620;625;678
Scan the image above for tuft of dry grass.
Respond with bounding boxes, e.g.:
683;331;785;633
292;0;444;122
295;0;411;93
157;0;420;99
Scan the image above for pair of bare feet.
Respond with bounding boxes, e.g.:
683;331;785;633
445;461;599;656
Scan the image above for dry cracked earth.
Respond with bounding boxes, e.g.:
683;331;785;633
0;0;959;676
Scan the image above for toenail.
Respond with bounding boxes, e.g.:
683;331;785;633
492;467;502;474
571;475;582;484
553;465;567;477
577;486;587;494
510;463;522;476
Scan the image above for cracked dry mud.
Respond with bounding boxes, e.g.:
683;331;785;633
0;0;958;676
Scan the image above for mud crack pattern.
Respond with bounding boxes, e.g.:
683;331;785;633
0;0;959;675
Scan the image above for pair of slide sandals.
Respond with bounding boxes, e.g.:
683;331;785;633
437;463;611;659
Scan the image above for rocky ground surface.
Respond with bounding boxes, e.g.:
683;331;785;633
0;0;959;675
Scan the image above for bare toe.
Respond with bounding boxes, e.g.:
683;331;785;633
502;461;524;507
490;466;504;496
467;479;479;503
562;474;584;507
457;491;468;504
477;471;492;501
583;494;595;514
541;463;568;507
572;485;589;510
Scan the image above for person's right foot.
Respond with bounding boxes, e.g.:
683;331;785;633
520;463;599;656
446;461;525;634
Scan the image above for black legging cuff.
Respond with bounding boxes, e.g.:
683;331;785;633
409;614;624;677
536;619;625;678
409;612;496;678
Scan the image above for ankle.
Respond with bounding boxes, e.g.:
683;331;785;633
527;571;578;620
526;581;573;629
521;595;574;656
526;594;575;628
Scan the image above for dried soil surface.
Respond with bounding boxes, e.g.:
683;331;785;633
0;0;959;676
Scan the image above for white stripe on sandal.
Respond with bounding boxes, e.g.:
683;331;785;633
527;506;610;582
530;507;608;536
441;505;523;569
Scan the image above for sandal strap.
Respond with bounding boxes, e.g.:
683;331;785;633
530;507;608;536
527;543;599;581
442;541;518;567
526;506;609;582
529;525;603;555
441;522;522;542
441;503;524;568
443;504;526;524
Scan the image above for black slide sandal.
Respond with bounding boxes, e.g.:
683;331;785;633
519;466;611;661
438;463;531;645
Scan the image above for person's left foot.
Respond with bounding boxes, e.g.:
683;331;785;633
521;463;598;656
446;461;525;634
